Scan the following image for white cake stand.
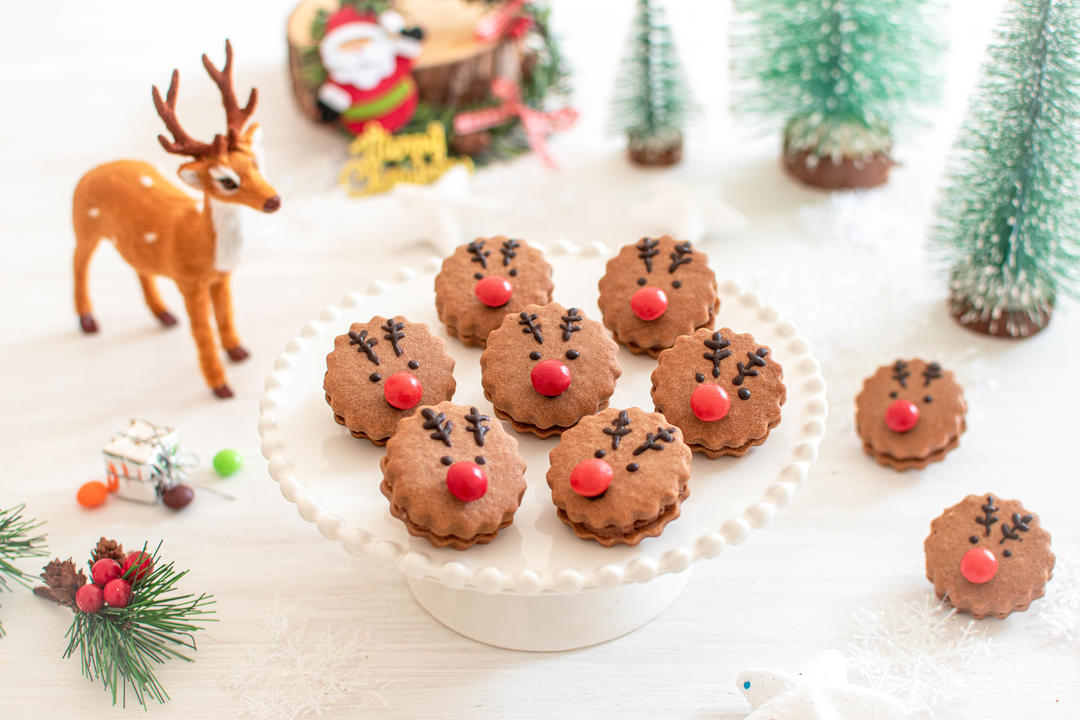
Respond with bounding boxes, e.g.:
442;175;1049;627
258;241;827;651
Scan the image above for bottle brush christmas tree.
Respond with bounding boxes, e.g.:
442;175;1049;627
610;0;694;167
732;0;942;189
933;0;1080;338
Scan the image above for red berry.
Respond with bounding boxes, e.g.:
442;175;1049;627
384;371;423;410
446;461;488;502
90;558;122;587
960;547;998;584
475;276;514;308
569;458;613;498
884;398;919;433
631;286;668;321
75;583;104;614
691;383;731;421
530;358;571;397
103;578;133;608
121;551;153;584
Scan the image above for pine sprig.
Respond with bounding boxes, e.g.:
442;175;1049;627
0;504;47;637
732;0;944;160
933;0;1080;332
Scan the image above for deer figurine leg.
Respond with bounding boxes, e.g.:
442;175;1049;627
178;282;232;398
209;275;249;361
138;273;178;327
73;234;101;333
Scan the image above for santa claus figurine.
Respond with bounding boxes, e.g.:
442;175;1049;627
316;5;423;135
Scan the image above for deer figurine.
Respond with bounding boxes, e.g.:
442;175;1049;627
72;40;280;399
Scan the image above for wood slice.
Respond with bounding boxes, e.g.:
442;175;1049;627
949;290;1053;339
287;0;519;125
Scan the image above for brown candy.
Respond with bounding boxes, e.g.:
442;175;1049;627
162;484;195;510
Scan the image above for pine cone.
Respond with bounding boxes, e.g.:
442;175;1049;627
449;131;492;157
90;537;125;564
33;558;86;609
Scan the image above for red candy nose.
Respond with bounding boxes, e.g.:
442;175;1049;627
531;358;571;397
691;383;731;421
570;458;613;498
446;461;488;502
960;547;998;584
384;371;423;409
475;275;514;308
884;398;919;433
631;286;669;321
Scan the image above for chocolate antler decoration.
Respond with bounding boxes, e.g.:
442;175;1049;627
733;349;768;386
467;240;490;269
922;362;943;387
703;332;732;378
500;239;520;267
633;426;678;455
348;329;380;365
421;408;453;447
892;360;910;388
464;407;490;447
668;241;693;273
976;495;999;536
519;312;543;343
637;237;659;273
381;319;406;357
602;410;632;450
1000;511;1035;544
560;308;583;341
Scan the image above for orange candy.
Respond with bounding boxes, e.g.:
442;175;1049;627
77;481;109;508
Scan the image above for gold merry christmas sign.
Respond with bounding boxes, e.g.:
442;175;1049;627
339;122;472;196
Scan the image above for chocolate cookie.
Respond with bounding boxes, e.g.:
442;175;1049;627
651;328;785;457
324;316;456;445
855;359;966;471
435;236;554;348
380;402;527;550
547;407;692;547
480;302;621;438
597;236;719;356
925;494;1054;619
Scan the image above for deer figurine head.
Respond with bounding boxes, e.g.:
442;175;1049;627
73;40;280;399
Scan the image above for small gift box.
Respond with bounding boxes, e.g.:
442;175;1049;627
102;420;182;504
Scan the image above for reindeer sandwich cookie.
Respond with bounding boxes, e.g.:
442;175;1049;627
547;407;692;547
324;316;456;445
925;494;1054;619
651;328;785;458
435;236;554;348
480;302;621;438
598;236;719;356
855;359;967;471
380;402;527;550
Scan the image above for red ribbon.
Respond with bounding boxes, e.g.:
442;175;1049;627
453;78;578;168
474;0;528;41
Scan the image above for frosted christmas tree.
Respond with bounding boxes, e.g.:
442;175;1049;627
733;0;942;189
934;0;1080;338
610;0;694;166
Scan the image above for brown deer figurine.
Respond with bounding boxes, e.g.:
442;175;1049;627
73;40;280;399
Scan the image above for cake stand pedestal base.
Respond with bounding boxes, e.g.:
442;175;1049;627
406;569;692;651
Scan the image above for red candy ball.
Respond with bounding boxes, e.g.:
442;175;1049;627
103;578;133;608
90;558;122;588
75;583;104;614
446;461;488;502
475;276;514;308
530;358;571;397
884;398;919;433
631;286;669;321
691;383;731;422
384;371;423;410
960;547;999;584
121;551;153;584
569;458;613;498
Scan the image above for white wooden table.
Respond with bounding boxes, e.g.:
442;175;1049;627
1;1;1077;717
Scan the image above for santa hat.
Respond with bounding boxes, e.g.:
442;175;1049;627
322;6;420;57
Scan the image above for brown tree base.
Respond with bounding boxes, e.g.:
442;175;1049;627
949;292;1053;339
782;149;893;190
628;138;683;167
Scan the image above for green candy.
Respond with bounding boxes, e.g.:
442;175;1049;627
212;449;243;477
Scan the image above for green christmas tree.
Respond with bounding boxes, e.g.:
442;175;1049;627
933;0;1080;338
610;0;694;166
732;0;942;189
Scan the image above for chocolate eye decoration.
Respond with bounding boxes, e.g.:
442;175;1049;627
1003;549;1012;557
969;535;978;543
409;360;420;369
637;277;647;286
566;349;579;360
924;395;933;403
626;462;639;472
889;391;898;398
530;350;541;360
594;449;606;458
738;388;751;400
475;456;486;465
474;272;484;280
671;280;682;289
369;372;381;382
509;268;518;276
695;373;705;383
440;456;452;466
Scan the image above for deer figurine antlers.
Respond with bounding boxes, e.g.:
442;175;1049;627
72;40;280;399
